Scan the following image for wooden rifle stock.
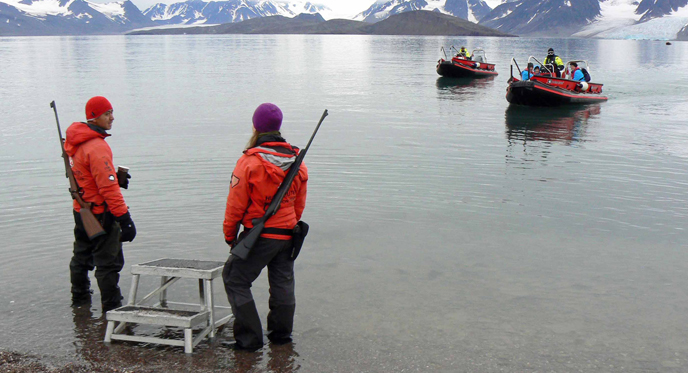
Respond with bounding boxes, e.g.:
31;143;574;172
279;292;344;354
231;109;328;260
51;101;106;241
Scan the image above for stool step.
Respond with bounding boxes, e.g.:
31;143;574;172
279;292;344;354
106;306;209;328
132;259;225;279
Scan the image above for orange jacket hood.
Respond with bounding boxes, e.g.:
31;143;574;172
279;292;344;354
64;122;109;157
244;141;300;182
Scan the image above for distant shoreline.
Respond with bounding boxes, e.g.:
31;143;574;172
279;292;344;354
129;11;516;38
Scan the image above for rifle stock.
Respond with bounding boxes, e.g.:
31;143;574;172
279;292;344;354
230;220;265;260
51;101;106;241
229;109;328;260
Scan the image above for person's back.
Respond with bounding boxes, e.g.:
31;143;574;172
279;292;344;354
223;103;308;350
572;69;585;81
521;69;533;81
521;62;534;81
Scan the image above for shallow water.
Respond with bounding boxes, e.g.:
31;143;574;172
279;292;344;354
1;35;687;372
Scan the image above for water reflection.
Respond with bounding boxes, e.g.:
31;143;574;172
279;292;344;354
70;307;300;372
267;342;300;372
505;105;601;145
435;76;495;98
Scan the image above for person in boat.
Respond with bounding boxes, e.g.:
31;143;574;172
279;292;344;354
568;62;586;81
533;66;541;76
64;96;136;312
222;103;308;350
521;62;535;80
456;46;471;59
544;48;565;77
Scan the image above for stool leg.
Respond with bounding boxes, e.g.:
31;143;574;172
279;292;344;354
198;279;205;311
184;328;193;354
205;279;216;338
198;279;210;336
127;274;140;305
104;321;115;343
160;276;168;307
115;274;140;334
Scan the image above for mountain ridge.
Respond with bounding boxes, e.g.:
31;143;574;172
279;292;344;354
129;9;515;36
2;0;688;39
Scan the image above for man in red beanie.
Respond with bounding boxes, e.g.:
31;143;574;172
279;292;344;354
64;96;136;312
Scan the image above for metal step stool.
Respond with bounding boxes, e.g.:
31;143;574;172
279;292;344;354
104;258;233;353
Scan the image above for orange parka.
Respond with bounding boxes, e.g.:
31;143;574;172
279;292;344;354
64;122;128;217
223;139;308;242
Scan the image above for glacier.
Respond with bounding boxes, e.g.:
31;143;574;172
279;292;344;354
575;0;688;40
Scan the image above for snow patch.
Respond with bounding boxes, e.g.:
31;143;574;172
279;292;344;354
483;0;503;9
1;0;74;17
127;22;218;33
88;1;125;19
499;8;513;19
468;7;478;23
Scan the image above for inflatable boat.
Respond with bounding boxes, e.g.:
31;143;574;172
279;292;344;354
436;47;498;78
506;58;607;106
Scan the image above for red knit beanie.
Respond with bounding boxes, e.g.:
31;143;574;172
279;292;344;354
85;96;113;121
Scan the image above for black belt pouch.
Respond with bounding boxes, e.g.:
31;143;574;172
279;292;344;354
290;221;309;261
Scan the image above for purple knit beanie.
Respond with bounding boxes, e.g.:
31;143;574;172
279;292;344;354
252;103;283;133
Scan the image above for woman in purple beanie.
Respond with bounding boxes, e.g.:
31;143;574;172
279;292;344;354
221;103;309;350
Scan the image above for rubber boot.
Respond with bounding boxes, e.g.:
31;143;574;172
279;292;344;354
267;304;295;344
71;289;93;307
233;300;264;350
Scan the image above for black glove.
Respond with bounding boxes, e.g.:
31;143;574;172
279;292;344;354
225;239;235;248
117;172;131;189
115;212;136;242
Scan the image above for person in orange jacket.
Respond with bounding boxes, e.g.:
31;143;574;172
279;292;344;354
222;103;308;350
64;96;136;312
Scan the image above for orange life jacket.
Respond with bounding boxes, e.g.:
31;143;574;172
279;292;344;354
63;122;128;217
223;140;308;242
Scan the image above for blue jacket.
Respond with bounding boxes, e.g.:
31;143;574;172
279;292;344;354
572;69;585;81
521;70;533;80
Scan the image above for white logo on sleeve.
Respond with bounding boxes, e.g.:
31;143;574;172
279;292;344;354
109;175;116;181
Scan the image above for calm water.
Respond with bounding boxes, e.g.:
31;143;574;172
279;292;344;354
1;35;687;372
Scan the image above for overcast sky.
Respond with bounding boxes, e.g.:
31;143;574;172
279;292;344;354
125;0;377;17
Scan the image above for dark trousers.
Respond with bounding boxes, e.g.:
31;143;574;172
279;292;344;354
223;237;295;348
70;210;124;311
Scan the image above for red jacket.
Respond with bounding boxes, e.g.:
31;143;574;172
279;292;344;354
223;140;308;242
64;122;128;217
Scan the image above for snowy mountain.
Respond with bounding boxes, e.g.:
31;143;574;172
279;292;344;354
678;22;688;39
478;0;688;39
355;0;495;23
143;0;330;25
479;0;600;36
3;0;688;38
0;0;153;35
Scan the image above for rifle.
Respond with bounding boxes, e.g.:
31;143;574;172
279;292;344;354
50;101;106;240
231;109;328;260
